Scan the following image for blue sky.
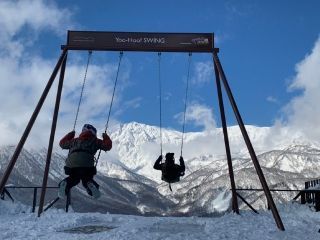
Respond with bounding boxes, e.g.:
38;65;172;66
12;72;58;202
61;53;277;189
51;1;320;128
1;0;320;146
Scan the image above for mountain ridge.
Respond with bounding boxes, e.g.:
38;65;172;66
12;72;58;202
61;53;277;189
1;122;320;215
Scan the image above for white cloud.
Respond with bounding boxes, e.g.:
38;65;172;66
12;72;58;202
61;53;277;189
60;61;124;127
246;38;320;150
0;52;131;147
0;0;73;58
113;97;142;117
0;0;71;32
175;103;216;132
266;96;278;104
0;0;73;147
164;92;172;101
192;61;213;85
0;1;129;148
279;36;320;142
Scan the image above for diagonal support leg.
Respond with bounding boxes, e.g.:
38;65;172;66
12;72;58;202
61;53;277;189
0;49;68;195
236;192;259;214
213;55;239;214
212;49;285;231
38;51;68;217
43;197;60;212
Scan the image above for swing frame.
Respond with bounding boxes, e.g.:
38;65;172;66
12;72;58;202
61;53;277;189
0;30;285;231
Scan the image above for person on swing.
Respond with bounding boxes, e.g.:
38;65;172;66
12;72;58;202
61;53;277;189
58;124;112;199
153;152;185;185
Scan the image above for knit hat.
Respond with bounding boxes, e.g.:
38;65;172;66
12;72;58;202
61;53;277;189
82;124;97;136
165;152;174;164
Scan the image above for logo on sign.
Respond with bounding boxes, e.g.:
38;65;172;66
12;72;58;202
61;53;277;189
115;37;166;44
191;37;209;45
179;37;209;46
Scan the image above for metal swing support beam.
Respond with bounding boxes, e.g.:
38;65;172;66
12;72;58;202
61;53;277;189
0;30;284;230
212;48;285;231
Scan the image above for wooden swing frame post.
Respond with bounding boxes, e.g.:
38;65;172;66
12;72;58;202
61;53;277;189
213;52;239;214
0;31;284;231
212;49;285;231
38;52;68;216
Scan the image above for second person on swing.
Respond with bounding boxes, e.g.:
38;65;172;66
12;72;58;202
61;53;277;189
153;152;185;184
58;124;112;199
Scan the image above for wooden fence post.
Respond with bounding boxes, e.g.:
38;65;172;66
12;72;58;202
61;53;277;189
301;191;306;204
315;192;320;211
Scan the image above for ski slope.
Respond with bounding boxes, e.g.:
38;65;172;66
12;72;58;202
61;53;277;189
0;200;319;240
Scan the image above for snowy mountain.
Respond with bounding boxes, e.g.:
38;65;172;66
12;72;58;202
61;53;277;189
1;122;320;216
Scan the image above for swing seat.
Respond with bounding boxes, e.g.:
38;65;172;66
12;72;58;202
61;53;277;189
64;166;97;176
161;172;181;183
162;177;180;184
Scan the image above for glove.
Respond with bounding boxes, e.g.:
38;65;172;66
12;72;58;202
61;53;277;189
179;156;185;165
102;133;111;140
157;155;163;161
68;130;75;137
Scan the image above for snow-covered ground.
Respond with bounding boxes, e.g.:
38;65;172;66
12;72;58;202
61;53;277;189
1;200;319;240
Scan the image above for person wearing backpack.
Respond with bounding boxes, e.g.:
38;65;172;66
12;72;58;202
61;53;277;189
153;152;185;190
58;124;112;199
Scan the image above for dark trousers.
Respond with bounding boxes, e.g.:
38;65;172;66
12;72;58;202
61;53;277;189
62;167;99;195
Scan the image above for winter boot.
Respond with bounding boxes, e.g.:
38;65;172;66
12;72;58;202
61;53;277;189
58;180;67;199
87;182;101;199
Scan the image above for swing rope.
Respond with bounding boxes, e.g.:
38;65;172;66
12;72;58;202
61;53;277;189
158;53;170;191
158;52;163;157
180;52;192;157
105;51;124;133
95;51;123;165
73;50;93;131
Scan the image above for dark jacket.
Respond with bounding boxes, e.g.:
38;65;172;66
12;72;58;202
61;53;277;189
153;156;185;183
60;130;112;168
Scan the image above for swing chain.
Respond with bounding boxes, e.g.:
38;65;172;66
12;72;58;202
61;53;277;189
95;51;123;166
104;51;123;133
180;52;192;157
158;52;163;157
73;50;93;131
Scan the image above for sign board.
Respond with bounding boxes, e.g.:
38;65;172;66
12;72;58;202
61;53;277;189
66;31;214;52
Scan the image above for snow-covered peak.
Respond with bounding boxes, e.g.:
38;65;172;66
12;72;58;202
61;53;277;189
104;121;315;182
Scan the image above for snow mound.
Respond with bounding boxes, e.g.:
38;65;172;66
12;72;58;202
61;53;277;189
0;200;320;240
